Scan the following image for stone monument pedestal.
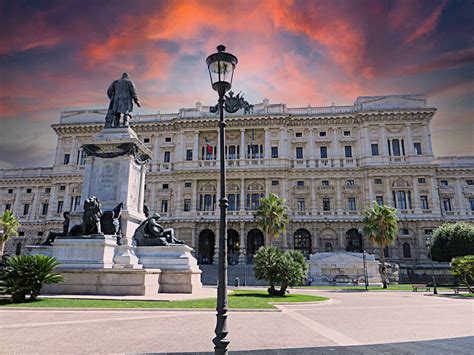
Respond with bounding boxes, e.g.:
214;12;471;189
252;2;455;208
42;268;161;296
309;251;382;286
52;235;116;269
136;245;202;293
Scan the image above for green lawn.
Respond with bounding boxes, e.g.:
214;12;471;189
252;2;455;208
0;290;328;309
439;293;474;298
297;284;452;292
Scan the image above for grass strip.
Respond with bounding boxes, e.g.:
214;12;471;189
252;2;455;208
0;290;328;309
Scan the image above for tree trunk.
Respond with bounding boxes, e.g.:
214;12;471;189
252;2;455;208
380;248;388;289
0;240;5;259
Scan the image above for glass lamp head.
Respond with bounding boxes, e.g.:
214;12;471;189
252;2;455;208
206;45;238;96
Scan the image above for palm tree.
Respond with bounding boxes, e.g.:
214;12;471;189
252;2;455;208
255;193;289;246
0;210;20;258
363;202;399;288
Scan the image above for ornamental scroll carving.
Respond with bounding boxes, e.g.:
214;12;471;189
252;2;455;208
82;143;151;165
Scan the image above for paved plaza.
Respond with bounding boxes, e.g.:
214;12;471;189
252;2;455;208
0;289;473;354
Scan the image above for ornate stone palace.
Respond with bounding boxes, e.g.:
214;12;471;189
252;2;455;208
1;94;473;268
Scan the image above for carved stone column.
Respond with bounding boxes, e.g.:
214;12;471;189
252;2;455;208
240;128;245;160
239;222;246;263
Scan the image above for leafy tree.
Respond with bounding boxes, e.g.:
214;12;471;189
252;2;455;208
0;254;64;303
431;222;474;262
255;193;289;246
0;210;20;258
363;202;399;288
253;246;307;296
450;255;474;293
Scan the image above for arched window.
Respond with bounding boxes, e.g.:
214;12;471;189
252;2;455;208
325;242;333;252
403;243;411;258
294;229;312;259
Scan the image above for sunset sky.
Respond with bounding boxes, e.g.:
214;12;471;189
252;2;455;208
0;0;472;168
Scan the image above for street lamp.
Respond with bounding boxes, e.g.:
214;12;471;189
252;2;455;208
425;235;438;295
359;230;369;291
206;45;238;355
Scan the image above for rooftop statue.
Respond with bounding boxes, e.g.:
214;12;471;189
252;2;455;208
105;73;141;128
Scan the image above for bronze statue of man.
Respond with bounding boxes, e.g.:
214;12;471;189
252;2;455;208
106;73;141;128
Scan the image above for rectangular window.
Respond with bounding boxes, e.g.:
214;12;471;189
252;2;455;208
26;188;32;193
392;139;401;156
396;191;407;210
420;196;429;210
418;178;426;184
323;198;331;211
295;132;303;138
319;131;327;137
78;149;87;165
248;144;260;159
344;146;352;158
57;201;64;214
271;180;279;186
321;180;329;186
162;184;169;189
37;231;43;237
414;143;422;155
466;180;473;186
201;194;210;211
164;151;171;163
228;194;239;211
161;200;168;213
186;149;193;161
296;147;303;159
184;182;192;188
45;187;51;193
296;180;305;187
371;144;379;156
320;146;328;159
343;130;351;136
8;189;13;194
184;199;191;212
41;203;49;216
63;154;70;165
297;198;305;211
440;180;448;186
271;146;278;158
143;138;150;143
442;198;452;211
374;178;383;185
165;137;172;142
59;185;66;191
74;196;81;211
23;204;30;216
424;229;433;235
249;193;261;210
348;197;356;211
227;145;237;159
346;179;355;186
401;228;409;235
376;196;384;205
5;204;11;211
469;198;474;211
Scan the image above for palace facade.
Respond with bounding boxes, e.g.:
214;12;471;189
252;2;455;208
1;94;473;269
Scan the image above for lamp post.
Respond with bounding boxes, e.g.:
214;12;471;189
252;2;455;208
425;236;438;295
359;230;369;291
206;45;238;355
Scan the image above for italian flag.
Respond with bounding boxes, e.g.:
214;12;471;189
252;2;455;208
205;137;213;154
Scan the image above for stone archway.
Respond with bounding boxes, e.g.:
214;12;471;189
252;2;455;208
247;229;264;262
227;229;240;265
198;229;215;264
294;229;312;259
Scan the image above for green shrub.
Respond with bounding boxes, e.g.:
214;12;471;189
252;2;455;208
0;254;64;303
451;255;474;293
254;246;308;296
431;223;474;262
